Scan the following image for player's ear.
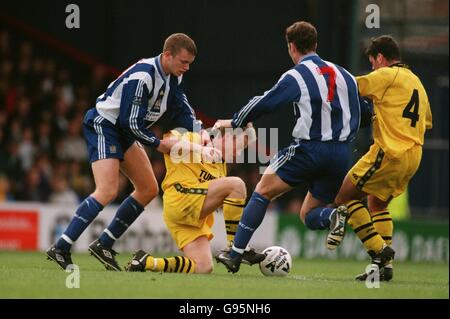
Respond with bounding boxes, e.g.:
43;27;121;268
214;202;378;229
162;50;172;60
287;42;294;54
376;53;384;64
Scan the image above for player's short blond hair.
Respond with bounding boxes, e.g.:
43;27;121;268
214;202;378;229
163;33;197;56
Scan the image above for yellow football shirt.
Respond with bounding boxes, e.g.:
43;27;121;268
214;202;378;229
161;130;227;191
357;64;432;158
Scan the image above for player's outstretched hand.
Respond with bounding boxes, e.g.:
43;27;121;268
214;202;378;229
213;119;233;132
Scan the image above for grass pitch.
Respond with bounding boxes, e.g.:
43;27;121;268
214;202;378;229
0;251;448;299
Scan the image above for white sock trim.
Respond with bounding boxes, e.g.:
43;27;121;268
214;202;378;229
104;229;118;240
232;245;245;254
153;257;158;271
61;234;74;244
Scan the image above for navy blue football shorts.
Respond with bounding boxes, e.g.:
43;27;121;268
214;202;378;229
268;140;351;204
83;108;136;163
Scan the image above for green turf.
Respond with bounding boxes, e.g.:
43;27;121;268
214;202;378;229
0;251;447;298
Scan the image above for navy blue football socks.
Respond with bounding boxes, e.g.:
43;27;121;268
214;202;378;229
99;196;144;248
56;196;104;251
230;192;270;259
305;207;334;230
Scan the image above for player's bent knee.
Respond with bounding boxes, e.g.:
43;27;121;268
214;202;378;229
94;189;118;205
237;178;247;197
230;177;246;198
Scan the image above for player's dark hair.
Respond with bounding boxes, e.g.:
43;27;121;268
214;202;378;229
163;33;197;56
285;21;317;54
365;35;401;61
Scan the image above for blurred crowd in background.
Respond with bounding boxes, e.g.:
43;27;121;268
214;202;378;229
0;28;104;204
0;28;307;213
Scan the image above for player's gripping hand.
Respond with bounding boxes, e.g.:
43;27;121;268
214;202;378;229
201;146;222;163
244;122;257;144
200;129;212;146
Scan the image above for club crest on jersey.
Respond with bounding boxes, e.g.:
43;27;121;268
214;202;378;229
145;86;165;122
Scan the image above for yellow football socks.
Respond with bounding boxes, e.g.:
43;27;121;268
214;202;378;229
346;200;386;253
223;198;245;246
145;256;196;273
370;210;393;246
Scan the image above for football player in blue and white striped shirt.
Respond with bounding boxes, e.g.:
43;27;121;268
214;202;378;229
215;21;362;273
47;33;212;271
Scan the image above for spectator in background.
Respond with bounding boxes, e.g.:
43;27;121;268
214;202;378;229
59;113;88;162
36;120;52;154
49;174;79;206
18;128;36;171
0;174;12;202
20;166;50;202
2;143;24;196
57;69;75;106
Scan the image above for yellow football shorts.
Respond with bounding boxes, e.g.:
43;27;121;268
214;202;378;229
348;143;422;202
163;182;214;250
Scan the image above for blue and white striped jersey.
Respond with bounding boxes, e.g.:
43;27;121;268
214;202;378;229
96;55;199;147
231;53;361;142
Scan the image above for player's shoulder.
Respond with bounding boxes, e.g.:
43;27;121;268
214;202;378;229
125;57;157;82
371;66;398;78
132;57;156;72
356;67;396;85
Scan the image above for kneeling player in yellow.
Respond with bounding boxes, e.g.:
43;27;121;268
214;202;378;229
125;123;265;273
